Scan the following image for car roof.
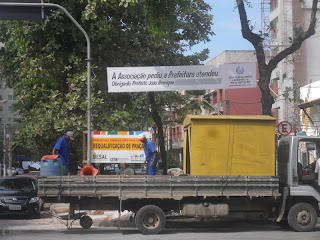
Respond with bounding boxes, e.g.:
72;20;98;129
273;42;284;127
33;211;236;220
1;176;36;181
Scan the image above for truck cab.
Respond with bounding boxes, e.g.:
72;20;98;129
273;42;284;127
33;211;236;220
278;136;320;190
278;136;320;231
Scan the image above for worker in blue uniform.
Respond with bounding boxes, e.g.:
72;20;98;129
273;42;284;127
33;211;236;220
138;133;160;175
52;131;74;175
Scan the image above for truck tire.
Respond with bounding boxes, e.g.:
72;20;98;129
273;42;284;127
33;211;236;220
287;203;317;232
80;215;93;229
135;205;166;235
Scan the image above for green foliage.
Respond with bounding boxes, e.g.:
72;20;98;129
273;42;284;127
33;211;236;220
0;0;213;162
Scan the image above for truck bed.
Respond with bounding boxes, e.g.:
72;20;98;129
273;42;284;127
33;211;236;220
37;175;281;200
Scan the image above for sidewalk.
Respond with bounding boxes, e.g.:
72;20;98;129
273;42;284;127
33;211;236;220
48;203;135;228
0;208;135;231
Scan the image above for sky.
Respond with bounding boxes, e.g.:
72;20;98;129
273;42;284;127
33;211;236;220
191;0;262;62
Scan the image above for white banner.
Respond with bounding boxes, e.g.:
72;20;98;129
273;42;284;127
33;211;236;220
107;63;257;93
91;131;152;164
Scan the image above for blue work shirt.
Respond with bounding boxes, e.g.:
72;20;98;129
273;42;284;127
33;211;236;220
54;136;70;165
143;139;160;175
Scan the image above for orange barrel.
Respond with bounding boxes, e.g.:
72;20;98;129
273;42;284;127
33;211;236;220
79;165;98;176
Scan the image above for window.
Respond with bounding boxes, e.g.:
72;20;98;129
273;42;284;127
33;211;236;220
0;178;36;191
297;140;320;184
278;142;290;163
271;18;279;40
8;94;16;100
298;141;319;168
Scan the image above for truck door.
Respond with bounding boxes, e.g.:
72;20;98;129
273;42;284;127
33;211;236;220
298;139;320;190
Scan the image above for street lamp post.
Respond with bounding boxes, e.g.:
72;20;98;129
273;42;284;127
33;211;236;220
2;123;6;177
0;99;7;177
8;132;12;176
163;109;173;169
1;124;14;177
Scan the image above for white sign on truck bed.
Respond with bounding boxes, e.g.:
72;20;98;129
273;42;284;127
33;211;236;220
91;131;152;164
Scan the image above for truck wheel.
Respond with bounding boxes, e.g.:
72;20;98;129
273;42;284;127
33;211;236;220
80;215;93;229
135;205;166;235
287;203;317;232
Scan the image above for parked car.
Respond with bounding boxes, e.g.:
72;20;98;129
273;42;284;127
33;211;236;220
15;168;24;175
6;167;16;176
0;176;40;218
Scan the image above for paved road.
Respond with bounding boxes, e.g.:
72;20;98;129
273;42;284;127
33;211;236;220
1;213;320;240
1;227;320;240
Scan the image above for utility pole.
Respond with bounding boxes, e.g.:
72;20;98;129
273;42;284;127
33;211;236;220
2;123;6;177
225;89;229;115
8;133;12;176
145;92;149;131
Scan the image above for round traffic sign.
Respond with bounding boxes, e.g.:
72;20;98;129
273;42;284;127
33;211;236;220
277;121;293;136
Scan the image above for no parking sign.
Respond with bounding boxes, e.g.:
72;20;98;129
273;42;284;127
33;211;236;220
277;121;293;136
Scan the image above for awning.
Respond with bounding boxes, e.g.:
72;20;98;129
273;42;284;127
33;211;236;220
298;98;320;109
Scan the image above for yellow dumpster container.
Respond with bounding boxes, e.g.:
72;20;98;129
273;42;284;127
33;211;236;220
183;115;276;176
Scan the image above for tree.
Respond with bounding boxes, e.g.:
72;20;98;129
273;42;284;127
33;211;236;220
237;0;319;116
0;0;213;171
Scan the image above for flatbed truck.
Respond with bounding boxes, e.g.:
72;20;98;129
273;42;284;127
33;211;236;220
37;116;320;234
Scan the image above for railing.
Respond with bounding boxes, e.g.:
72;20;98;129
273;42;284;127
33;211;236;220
38;175;281;200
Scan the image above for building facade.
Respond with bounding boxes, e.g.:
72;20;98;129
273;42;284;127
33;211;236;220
0;39;18;174
269;0;320;135
0;81;17;124
205;50;261;116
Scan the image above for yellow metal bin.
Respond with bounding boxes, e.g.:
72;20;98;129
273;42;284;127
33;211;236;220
183;115;276;176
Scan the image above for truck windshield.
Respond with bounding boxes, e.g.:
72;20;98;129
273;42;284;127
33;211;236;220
0;178;36;192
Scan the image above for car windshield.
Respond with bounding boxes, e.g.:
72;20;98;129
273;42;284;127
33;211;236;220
0;178;36;192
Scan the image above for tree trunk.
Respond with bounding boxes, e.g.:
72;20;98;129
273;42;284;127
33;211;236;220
237;0;319;116
148;92;168;175
258;71;274;116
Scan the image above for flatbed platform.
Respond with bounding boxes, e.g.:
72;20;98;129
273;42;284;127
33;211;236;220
38;175;281;200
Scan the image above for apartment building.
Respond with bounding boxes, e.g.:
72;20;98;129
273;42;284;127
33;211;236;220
269;0;320;135
0;43;18;173
0;81;17;124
